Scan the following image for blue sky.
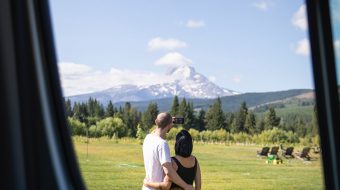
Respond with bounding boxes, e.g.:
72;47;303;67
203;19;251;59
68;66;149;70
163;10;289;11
331;0;340;81
49;0;317;96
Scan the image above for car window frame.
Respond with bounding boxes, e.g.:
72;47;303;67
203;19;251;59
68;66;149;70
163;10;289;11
306;0;340;189
1;0;339;189
0;0;85;189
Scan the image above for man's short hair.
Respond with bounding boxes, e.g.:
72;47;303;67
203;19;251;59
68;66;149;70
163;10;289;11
155;112;172;129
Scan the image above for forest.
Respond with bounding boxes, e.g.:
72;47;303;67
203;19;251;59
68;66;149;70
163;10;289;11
65;95;319;146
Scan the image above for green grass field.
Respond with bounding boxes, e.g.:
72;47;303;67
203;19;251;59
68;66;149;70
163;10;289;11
73;137;324;190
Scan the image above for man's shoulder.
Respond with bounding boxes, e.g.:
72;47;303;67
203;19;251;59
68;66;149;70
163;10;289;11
145;133;166;141
144;134;168;147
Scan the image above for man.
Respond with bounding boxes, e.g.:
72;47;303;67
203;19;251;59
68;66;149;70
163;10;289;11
142;112;194;190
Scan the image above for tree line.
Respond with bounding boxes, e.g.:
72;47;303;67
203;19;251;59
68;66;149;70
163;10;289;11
65;96;319;144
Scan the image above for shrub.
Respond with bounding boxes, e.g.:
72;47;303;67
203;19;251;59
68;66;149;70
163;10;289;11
268;128;288;143
188;129;200;141
148;125;157;133
166;127;183;141
136;124;146;141
286;131;299;144
89;125;100;137
233;132;251;144
200;130;212;142
258;128;291;144
68;117;86;136
211;130;219;142
312;135;320;147
299;136;312;146
252;134;260;144
96;117;126;138
214;129;228;142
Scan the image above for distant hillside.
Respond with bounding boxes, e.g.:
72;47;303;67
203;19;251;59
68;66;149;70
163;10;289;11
113;89;314;112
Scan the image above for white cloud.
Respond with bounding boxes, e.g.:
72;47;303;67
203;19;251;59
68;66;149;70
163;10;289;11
58;62;107;96
253;0;274;11
148;37;187;51
186;20;206;28
335;40;340;57
155;52;192;66
209;76;217;82
292;4;308;31
232;75;242;83
295;38;310;56
58;62;92;76
58;62;169;96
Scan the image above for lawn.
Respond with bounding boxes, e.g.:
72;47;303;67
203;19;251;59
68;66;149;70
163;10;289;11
73;137;324;190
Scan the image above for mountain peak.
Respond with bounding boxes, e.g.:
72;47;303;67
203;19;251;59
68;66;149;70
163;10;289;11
166;65;196;79
68;65;239;103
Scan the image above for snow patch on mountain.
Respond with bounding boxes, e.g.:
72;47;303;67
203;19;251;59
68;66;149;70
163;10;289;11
68;65;240;103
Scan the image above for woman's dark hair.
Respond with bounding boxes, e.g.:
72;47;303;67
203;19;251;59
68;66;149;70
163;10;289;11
175;130;193;158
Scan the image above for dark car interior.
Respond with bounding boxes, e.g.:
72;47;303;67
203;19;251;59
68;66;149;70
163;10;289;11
0;0;339;189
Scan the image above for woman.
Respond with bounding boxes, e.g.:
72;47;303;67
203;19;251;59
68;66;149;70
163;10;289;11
144;130;201;190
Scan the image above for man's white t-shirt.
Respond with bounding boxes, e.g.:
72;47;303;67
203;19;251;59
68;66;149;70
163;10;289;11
142;133;171;190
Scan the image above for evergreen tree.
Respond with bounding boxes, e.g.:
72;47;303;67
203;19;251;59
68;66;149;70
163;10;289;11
123;102;135;137
264;107;280;130
176;98;195;130
178;98;187;117
64;99;73;117
81;98;104;126
310;105;319;136
138;111;143;124
105;100;114;117
73;102;89;124
119;106;123;115
170;96;179;116
114;107;123;119
72;102;80;119
244;112;256;134
196;109;206;131
226;112;235;132
87;98;96;117
130;108;141;136
235;102;248;132
230;119;237;133
86;98;104;118
205;97;226;130
183;101;195;130
142;102;159;130
281;113;297;132
255;117;265;134
95;103;105;118
295;118;307;137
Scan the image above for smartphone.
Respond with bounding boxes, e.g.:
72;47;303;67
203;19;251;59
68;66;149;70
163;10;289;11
173;117;184;124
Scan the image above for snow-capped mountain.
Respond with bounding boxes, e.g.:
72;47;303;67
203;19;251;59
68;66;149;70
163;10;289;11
68;65;240;104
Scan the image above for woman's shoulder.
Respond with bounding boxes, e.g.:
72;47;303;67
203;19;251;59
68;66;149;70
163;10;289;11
174;155;197;161
190;155;199;167
171;157;179;170
172;155;197;168
189;155;197;162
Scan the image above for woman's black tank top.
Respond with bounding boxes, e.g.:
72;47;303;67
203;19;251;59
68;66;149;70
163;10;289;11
170;156;197;189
